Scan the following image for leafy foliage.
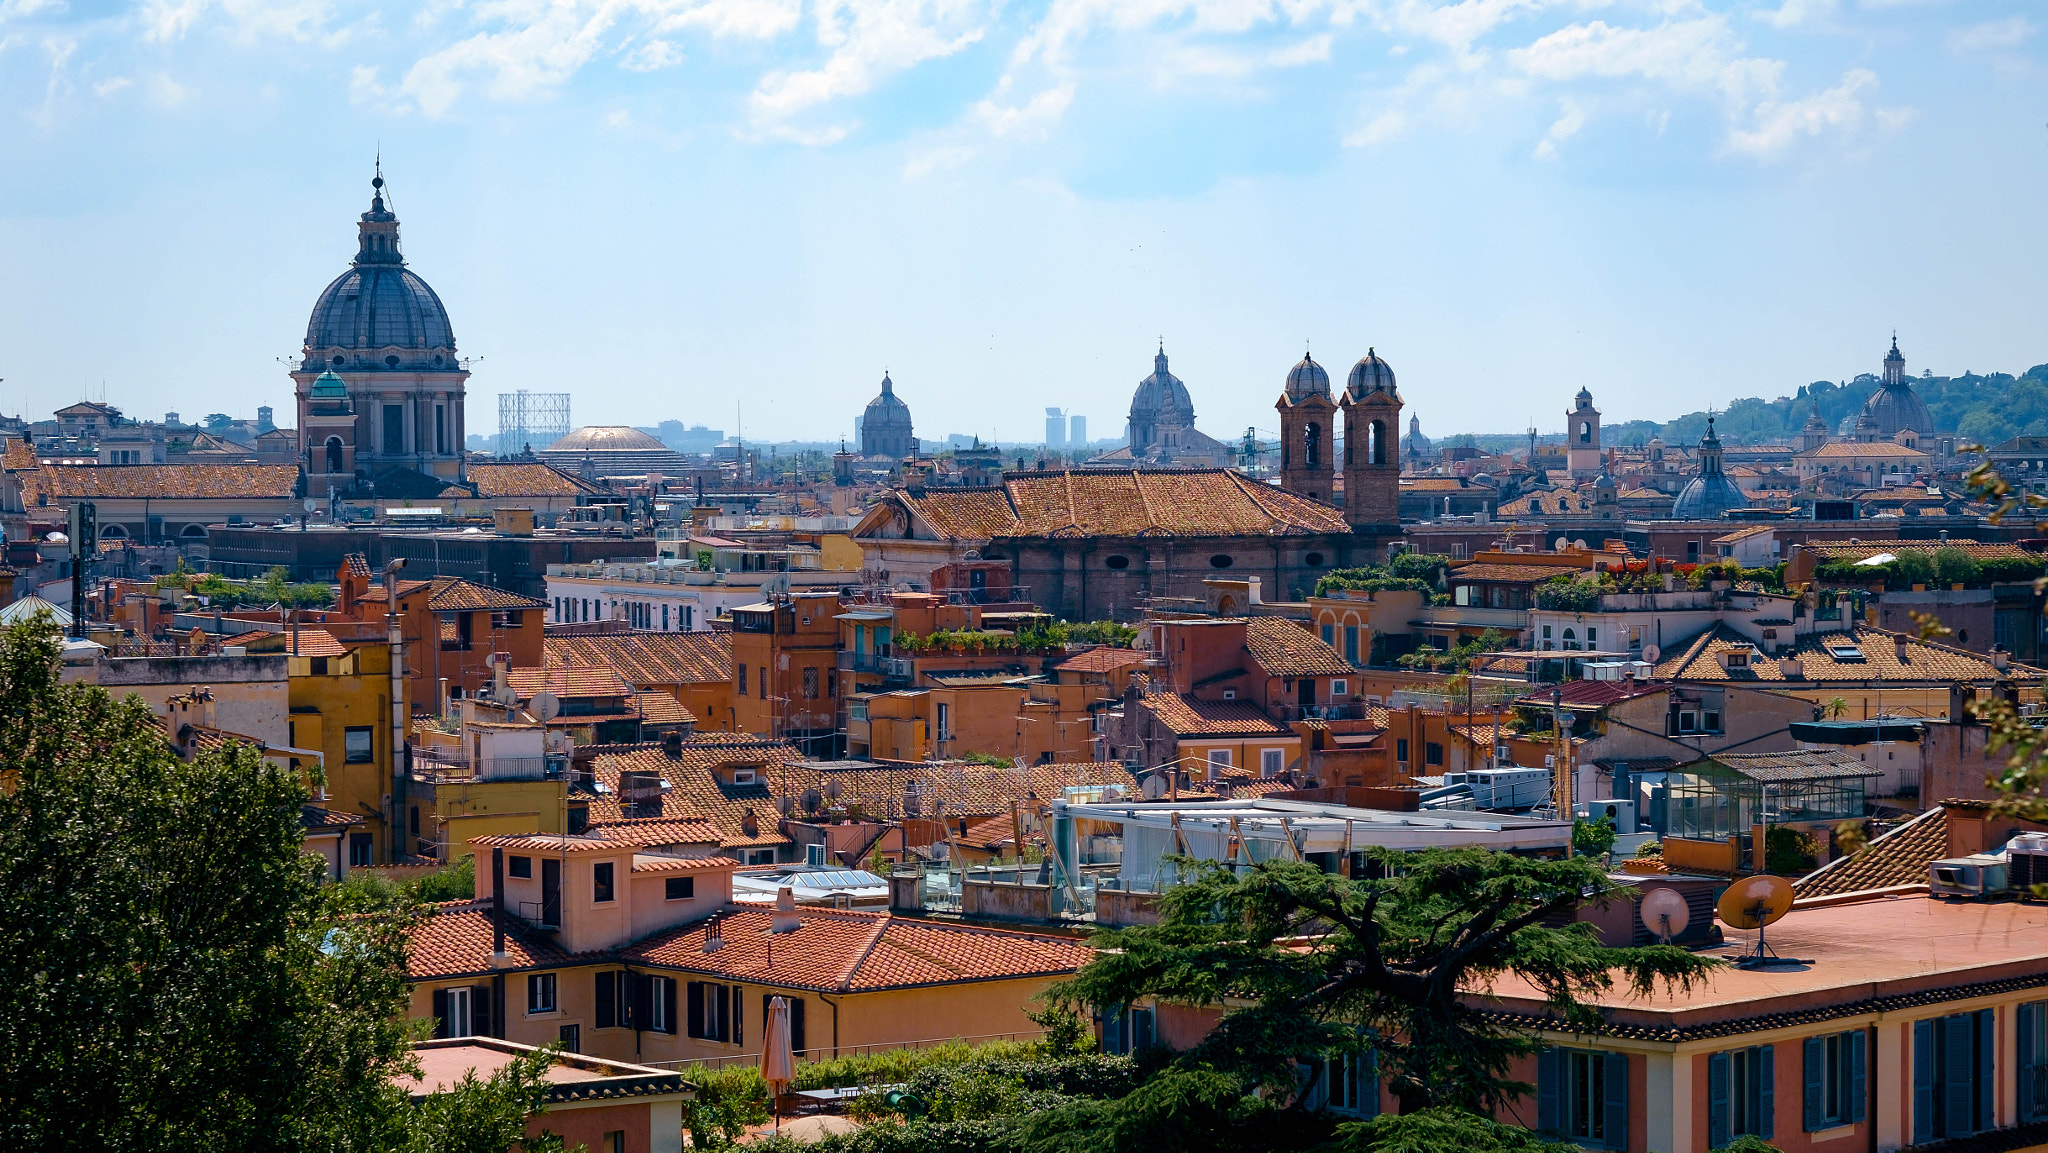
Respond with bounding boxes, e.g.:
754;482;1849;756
1764;826;1820;875
157;564;334;609
1053;852;1717;1115
1814;551;2041;590
1572;816;1617;862
1315;554;1452;600
1534;576;1604;613
1395;628;1511;674
1328;1107;1584;1152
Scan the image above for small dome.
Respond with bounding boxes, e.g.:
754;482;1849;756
309;370;348;399
300;172;457;370
1595;472;1617;490
1346;348;1396;397
864;374;913;425
1673;474;1743;519
549;425;669;454
1860;382;1935;441
1284;352;1331;400
1576;387;1594;401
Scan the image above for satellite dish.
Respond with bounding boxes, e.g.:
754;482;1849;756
1716;874;1793;930
1141;774;1168;800
304;499;320;513
1641;644;1661;664
1639;888;1691;943
531;692;562;722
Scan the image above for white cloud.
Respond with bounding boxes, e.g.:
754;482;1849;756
93;75;133;97
1725;66;1873;157
652;0;802;40
747;0;987;140
400;3;622;117
0;0;66;20
1344;106;1407;146
1532;96;1582;158
1947;16;2033;54
146;71;187;105
1757;0;1835;30
620;35;682;69
348;63;388;105
1508;18;1780;110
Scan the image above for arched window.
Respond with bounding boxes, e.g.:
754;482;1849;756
1305;423;1322;468
99;524;128;540
1562;627;1577;651
1369;420;1387;466
325;437;344;474
179;523;208;540
1579;420;1592;444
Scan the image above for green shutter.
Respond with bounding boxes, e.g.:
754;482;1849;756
1601;1052;1627;1149
1708;1051;1731;1149
1913;1019;1936;1144
1803;1036;1825;1131
1849;1031;1867;1124
1757;1043;1775;1140
1536;1048;1561;1135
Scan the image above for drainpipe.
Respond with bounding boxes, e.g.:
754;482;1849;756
819;991;843;1057
385;559;407;859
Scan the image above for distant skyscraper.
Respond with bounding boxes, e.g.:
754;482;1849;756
1045;407;1066;447
1069;415;1086;446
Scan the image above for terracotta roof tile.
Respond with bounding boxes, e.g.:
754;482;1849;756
1243;617;1353;677
590;738;807;849
1802;541;2035;562
300;805;364;830
463;462;602;498
406;899;586;979
1795;807;1946;898
1053;646;1148;674
890;468;1347;542
631;691;696;727
545;631;731;686
1515;680;1662;709
630;854;734;874
585;816;729;847
626;906;1091;993
1800;442;1930;459
1141;689;1292;737
424;577;546;612
1652;623;2037;686
1452;563;1593;583
508;666;633;700
23;463;298;500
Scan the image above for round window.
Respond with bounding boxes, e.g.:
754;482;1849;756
385;355;401;368
1105;555;1130;570
332;355;344;365
1305;551;1325;566
434;355;444;366
1209;554;1234;569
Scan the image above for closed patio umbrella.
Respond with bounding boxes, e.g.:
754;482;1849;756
759;995;795;1132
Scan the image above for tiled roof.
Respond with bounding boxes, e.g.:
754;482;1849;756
627;906;1091;993
1713;525;1777;544
1403;477;1476;491
230;628;352;657
24;463;298;500
631;854;733;874
344;553;374;579
1801;541;2034;562
1496;491;1599;517
1243;616;1353;677
1708;749;1882;782
1795;807;1945;897
1053;646;1148;674
1651;623;2036;685
423;576;546;612
1450;563;1589;583
508;666;633;700
471;833;625;853
545;631;732;686
585;816;728;847
632;691;696;727
300;805;364;830
1799;442;1930;459
463;462;601;498
771;760;1139;820
589;738;808;848
1515;680;1662;709
406;899;586;979
1141;689;1292;737
891;469;1350;541
2;438;36;470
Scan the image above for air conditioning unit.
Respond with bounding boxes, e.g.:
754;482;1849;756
1573;798;1638;834
2009;833;2048;890
1930;854;2009;900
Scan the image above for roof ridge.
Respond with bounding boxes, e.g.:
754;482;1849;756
1128;471;1157;529
832;915;894;992
1793;805;1943;891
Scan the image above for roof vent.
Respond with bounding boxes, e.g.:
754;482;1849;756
1824;642;1865;663
702;917;723;953
771;886;801;933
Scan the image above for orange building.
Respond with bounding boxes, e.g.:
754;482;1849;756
728;591;841;751
336;553;547;712
544;631;733;733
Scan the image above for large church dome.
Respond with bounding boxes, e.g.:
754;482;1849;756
860;373;915;457
301;173;457;372
1857;336;1936;442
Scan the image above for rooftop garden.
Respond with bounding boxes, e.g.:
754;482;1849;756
1812;548;2045;591
155;562;334;609
1315;551;1453;603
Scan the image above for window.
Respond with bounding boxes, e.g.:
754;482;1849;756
936;702;952;742
647;976;674;1033
383;404;405;454
344;726;374;763
432;985;490;1039
1319;1049;1378;1117
1708;1044;1775;1146
1343;626;1359;665
1262;749;1284;776
1322;624;1335;646
1396;739;1409;764
527;973;557;1014
509;855;531;879
595;972;619;1028
1331;679;1348;697
688;981;741;1043
1207;749;1232;771
1542;625;1552;639
1101;1004;1155;1055
558;1023;580;1053
803;667;819;700
1804;1030;1866;1130
738;663;748;696
760;667;769;699
666;876;695;900
492;610;521;629
592;862;615;902
1914;1011;1995;1142
1425;742;1444;767
310;656;329;676
602;1132;624;1153
348;833;373;868
746;848;775;865
2021;1001;2048;1122
1538;1048;1625;1148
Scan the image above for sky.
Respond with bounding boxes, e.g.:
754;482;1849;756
0;0;2044;447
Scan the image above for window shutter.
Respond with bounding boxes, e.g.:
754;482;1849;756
595;972;616;1030
1849;1031;1867;1124
687;981;704;1039
790;997;807;1056
1913;1019;1936;1144
431;988;450;1040
1977;1010;1996;1136
1102;1003;1126;1056
1757;1043;1775;1140
634;974;653;1035
1362;1047;1381;1120
1803;1036;1825;1131
1947;1013;1976;1137
472;984;493;1039
663;978;679;1036
1535;1048;1561;1135
2022;1005;2038;1122
1708;1051;1731;1149
733;985;744;1047
1601;1052;1627;1149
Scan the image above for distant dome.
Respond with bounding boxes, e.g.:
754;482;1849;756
550;426;668;454
860;373;915;457
1128;346;1196;452
1284;352;1331;400
1673;416;1742;519
1346;349;1396;397
301;174;456;370
309;370;349;400
1861;383;1935;441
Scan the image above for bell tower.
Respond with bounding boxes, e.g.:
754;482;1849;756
1566;387;1602;479
1340;349;1402;536
1275;350;1335;503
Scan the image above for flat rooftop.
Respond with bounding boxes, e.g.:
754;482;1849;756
397;1039;685;1099
1482;894;2048;1034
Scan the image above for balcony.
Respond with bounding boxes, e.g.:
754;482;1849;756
1421;606;1529;630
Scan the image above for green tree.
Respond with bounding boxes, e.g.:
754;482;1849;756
1572;816;1617;864
1052;852;1716;1118
0;614;568;1151
1329;1107;1583;1152
1931;547;1981;587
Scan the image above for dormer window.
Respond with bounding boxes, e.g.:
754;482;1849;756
731;768;757;785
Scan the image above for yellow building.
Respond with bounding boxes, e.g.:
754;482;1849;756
408;710;583;864
256;630;403;867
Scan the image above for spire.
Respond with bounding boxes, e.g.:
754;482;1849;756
1154;342;1169;376
1883;332;1906;387
355;161;402;267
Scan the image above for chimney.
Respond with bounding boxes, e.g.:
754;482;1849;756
1995;649;2011;671
702;917;724;953
492;654;512;702
1835;595;1853;631
771;886;802;933
1778;656;1803;678
1895;636;1909;665
663;729;683;757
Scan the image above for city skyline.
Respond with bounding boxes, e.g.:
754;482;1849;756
0;0;2043;443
